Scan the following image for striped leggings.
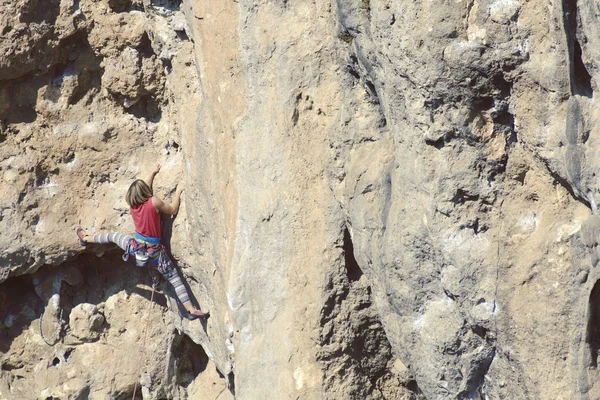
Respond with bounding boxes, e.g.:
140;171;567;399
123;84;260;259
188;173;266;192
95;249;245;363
93;232;191;305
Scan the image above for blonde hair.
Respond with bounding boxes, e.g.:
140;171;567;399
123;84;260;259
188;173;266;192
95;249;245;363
126;179;153;207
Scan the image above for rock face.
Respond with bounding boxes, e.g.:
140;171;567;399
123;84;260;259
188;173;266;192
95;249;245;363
2;0;600;399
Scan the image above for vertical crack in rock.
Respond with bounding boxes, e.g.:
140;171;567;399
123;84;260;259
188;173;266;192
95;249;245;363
227;371;236;397
318;227;421;399
563;0;593;97
586;279;600;368
343;227;363;283
561;94;596;210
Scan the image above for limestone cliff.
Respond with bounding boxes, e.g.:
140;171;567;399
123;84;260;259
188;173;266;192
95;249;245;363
2;0;600;399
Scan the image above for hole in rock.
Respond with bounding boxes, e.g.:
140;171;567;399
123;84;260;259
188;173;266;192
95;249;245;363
175;29;189;41
472;96;494;111
125;95;162;122
8;105;37;124
52;357;60;366
406;379;423;394
171;333;209;387
451;189;479;204
493;73;512;100
150;0;181;11
64;348;74;361
20;0;60;24
343;227;363;282
162;58;173;74
587;279;600;367
0;275;44;355
108;0;143;12
137;32;156;58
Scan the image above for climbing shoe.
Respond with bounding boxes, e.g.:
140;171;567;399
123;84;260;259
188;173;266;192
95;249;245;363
76;228;87;246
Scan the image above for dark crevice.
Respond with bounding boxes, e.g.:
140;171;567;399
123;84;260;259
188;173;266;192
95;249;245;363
563;0;593;97
364;80;379;104
161;58;173;74
64;348;74;361
471;96;494;111
108;0;144;13
406;379;423;394
175;29;189;41
123;95;162;122
137;32;156;59
171;333;209;388
587;279;600;368
19;0;60;24
149;0;182;11
460;349;496;398
227;371;236;396
472;325;488;340
343;228;363;282
451;189;479;204
345;56;361;80
346;65;360;80
573;40;593;97
425;129;455;150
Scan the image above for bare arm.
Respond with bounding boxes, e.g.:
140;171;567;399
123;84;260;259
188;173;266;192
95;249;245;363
144;164;161;190
153;181;184;215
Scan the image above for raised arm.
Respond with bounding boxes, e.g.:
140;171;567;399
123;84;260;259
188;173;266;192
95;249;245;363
144;164;161;190
152;180;184;215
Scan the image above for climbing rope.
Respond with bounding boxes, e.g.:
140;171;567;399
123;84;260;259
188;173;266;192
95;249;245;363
39;307;63;346
132;278;158;400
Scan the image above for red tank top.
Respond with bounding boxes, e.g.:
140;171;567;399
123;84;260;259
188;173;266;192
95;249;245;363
130;197;161;238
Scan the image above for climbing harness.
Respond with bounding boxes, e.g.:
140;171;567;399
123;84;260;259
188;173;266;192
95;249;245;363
39;307;64;346
131;276;159;400
123;238;171;275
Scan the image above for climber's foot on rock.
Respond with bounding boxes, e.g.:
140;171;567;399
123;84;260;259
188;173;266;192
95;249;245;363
188;309;209;320
76;228;87;246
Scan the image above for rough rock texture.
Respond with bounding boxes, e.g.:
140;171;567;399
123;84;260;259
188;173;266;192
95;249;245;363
4;0;600;399
0;252;228;399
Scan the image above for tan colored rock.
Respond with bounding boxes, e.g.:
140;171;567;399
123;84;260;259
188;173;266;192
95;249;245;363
69;303;105;342
5;0;600;399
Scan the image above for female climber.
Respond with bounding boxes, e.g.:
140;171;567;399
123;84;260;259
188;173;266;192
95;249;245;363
76;164;209;320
